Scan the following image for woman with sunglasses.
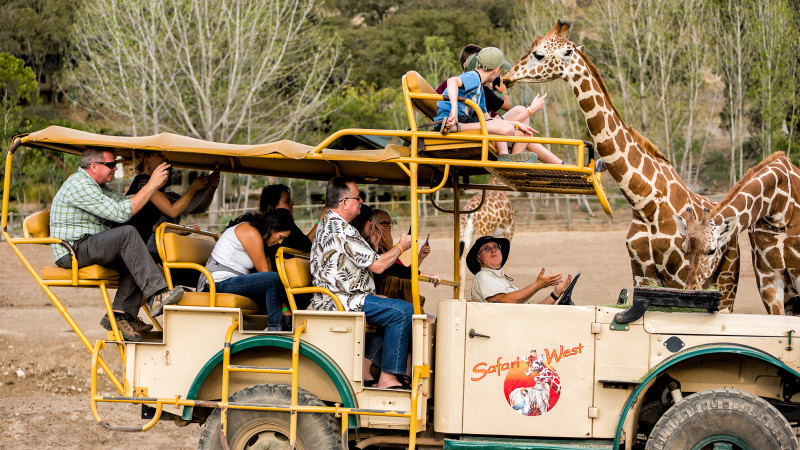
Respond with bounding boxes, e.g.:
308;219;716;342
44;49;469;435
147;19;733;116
368;208;439;305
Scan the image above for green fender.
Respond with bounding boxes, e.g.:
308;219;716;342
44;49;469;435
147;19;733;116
614;343;800;448
182;335;359;428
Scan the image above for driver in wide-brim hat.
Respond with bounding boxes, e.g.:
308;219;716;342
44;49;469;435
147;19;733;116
467;235;572;304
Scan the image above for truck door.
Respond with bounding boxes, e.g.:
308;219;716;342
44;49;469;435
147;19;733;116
462;303;595;437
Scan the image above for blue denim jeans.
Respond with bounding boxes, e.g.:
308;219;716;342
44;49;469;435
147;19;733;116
202;272;286;328
362;295;414;375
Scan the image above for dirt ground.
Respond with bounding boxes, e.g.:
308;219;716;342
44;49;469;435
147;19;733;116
0;229;766;448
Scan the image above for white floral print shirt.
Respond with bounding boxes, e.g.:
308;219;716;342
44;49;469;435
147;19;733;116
310;210;378;311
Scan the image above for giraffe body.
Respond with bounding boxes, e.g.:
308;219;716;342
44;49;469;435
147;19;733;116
676;153;800;315
503;20;740;310
459;177;515;255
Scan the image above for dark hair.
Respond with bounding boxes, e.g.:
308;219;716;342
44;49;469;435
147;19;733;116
259;184;291;214
81;148;112;169
350;204;374;240
226;209;294;237
459;44;482;69
325;176;356;208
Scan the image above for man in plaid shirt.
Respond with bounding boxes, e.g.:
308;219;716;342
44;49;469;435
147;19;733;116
50;148;184;341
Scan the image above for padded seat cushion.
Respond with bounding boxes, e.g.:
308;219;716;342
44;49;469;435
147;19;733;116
42;264;120;281
283;257;312;288
24;211;50;238
162;233;216;264
178;291;261;313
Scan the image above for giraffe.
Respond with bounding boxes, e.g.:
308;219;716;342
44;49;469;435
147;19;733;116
503;19;741;310
459;176;515;256
674;152;800;315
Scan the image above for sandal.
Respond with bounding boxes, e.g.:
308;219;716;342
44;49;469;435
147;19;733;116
363;379;377;387
440;122;460;136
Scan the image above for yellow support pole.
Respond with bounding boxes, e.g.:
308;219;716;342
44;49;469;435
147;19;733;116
452;176;461;299
409;162;420;315
219;316;240;444
289;319;307;447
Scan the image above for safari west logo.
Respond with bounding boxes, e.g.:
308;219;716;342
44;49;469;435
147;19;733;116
471;343;584;416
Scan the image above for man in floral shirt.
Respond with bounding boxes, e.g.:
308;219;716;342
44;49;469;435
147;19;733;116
311;176;413;389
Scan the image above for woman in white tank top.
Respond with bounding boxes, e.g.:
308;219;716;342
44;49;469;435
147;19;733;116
198;210;294;331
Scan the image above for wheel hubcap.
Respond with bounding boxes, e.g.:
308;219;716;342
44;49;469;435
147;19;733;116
691;434;751;450
232;422;300;450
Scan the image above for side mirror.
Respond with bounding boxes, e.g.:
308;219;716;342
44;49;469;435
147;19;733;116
617;289;629;305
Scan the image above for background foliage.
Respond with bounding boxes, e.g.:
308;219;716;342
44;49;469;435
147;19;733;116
0;0;799;211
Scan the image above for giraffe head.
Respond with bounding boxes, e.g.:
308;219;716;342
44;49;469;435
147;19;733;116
674;207;737;290
504;19;583;87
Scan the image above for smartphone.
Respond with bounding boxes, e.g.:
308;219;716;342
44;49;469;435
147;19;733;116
424;233;430;246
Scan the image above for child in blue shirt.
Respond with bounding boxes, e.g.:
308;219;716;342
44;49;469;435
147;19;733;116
435;47;534;160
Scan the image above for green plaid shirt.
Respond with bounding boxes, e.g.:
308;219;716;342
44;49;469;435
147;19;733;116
50;168;133;261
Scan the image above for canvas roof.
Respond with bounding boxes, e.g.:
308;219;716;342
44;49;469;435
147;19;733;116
17;126;444;186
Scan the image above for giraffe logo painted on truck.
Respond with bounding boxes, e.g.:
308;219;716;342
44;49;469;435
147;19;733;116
471;343;584;416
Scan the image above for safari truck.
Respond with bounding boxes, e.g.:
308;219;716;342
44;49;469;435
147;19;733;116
3;71;800;450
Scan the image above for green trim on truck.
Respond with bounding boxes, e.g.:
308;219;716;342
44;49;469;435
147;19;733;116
614;343;800;448
182;335;359;428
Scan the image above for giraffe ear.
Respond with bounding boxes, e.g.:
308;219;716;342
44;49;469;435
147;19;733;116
576;45;585;53
718;216;738;245
674;213;688;237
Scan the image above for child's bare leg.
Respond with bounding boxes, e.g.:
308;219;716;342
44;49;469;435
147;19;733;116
527;143;563;164
461;120;516;155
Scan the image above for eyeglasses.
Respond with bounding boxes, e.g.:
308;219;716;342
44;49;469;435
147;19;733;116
340;196;362;203
378;220;394;227
480;244;501;254
92;161;117;169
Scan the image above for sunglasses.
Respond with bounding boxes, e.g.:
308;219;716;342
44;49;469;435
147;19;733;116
480;244;502;254
92;161;117;169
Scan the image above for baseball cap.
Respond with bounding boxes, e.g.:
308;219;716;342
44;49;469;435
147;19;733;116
475;47;512;74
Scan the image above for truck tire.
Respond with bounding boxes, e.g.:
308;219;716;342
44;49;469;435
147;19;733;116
646;388;798;450
198;383;342;450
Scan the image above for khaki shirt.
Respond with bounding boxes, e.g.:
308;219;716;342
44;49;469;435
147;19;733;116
470;267;518;302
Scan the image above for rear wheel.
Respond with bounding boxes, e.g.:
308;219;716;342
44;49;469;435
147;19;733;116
646;388;798;450
198;383;342;450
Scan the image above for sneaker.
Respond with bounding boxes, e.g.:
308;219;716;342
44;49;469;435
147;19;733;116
497;154;512;162
148;286;185;317
128;314;154;333
508;151;538;163
100;314;142;342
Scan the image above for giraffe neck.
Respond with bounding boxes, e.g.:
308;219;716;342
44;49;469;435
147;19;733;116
713;157;793;231
564;52;696;217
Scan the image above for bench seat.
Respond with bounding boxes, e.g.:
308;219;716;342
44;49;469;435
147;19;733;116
178;291;261;313
41;265;120;281
159;228;264;314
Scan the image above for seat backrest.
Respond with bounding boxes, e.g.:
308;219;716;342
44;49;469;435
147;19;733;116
23;211;50;238
162;233;216;264
404;71;439;121
283;256;312;289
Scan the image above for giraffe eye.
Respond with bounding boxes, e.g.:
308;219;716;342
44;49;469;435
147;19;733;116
564;49;573;57
707;248;716;256
534;52;544;61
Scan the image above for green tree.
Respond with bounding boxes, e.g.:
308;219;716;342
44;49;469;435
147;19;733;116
0;0;79;100
0;52;36;140
418;36;459;88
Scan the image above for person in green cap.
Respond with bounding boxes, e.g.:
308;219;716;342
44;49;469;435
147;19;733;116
434;47;537;161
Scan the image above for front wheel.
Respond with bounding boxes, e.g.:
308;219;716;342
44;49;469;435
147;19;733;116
198;383;343;450
646;388;798;450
